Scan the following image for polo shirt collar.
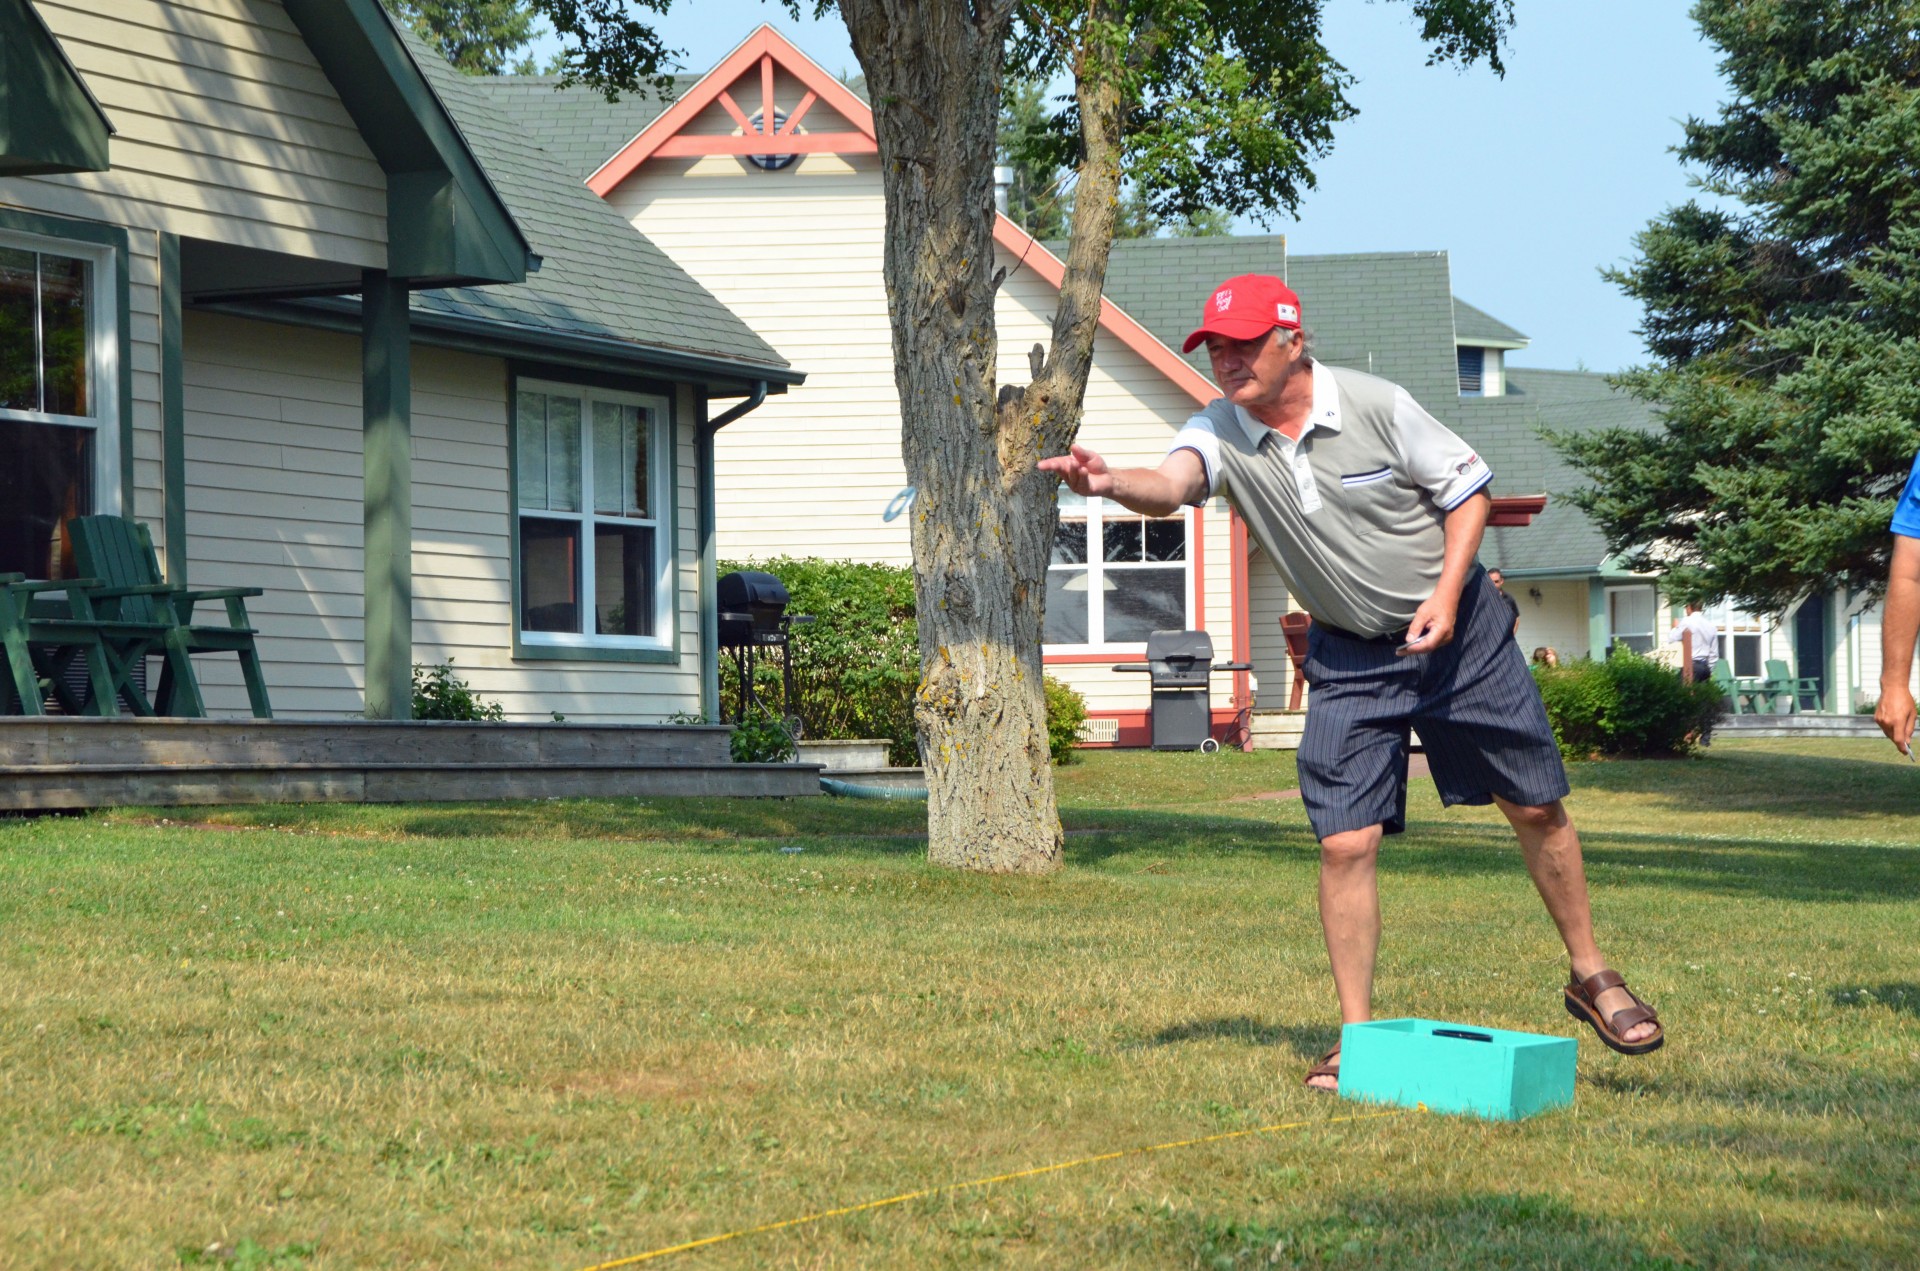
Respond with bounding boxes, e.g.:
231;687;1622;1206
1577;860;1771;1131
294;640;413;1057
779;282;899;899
1230;359;1343;447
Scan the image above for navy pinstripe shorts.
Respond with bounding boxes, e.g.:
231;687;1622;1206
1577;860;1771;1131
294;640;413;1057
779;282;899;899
1295;567;1569;839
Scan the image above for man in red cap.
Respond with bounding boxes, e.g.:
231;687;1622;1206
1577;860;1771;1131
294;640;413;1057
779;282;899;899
1041;275;1663;1091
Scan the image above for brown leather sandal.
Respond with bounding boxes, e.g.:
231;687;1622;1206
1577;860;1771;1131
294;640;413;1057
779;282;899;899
1303;1044;1341;1092
1564;968;1664;1055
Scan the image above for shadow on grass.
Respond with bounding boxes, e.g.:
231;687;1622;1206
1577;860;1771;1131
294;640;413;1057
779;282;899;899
1566;747;1920;821
1829;982;1920;1015
1382;829;1920;903
1136;1015;1338;1064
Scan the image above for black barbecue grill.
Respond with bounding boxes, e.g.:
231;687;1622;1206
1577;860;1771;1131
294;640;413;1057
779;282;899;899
1114;629;1252;752
717;569;811;733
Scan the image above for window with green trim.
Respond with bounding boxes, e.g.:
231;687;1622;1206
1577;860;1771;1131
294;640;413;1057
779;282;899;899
516;379;671;649
0;232;118;579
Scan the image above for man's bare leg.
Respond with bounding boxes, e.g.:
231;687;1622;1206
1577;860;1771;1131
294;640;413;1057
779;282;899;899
1310;824;1386;1090
1494;797;1658;1046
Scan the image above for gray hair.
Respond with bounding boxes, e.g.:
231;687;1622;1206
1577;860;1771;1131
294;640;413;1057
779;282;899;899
1282;325;1317;360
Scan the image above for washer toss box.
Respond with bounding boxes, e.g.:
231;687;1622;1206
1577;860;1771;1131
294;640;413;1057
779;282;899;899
1337;1018;1576;1120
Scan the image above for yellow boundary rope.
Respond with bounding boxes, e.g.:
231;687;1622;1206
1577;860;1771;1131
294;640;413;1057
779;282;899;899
575;1107;1411;1269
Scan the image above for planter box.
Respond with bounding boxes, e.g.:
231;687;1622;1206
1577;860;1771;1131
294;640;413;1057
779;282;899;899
794;739;892;771
1337;1018;1575;1120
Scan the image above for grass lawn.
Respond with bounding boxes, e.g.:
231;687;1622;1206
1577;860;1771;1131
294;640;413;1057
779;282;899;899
3;738;1917;1269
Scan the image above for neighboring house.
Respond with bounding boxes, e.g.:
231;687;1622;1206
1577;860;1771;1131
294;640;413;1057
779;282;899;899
3;0;798;724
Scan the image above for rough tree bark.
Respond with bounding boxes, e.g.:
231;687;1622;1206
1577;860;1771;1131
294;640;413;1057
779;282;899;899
839;0;1127;873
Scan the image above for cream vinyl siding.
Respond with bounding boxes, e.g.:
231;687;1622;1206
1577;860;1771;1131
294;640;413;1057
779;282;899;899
25;0;386;268
1246;549;1300;709
1514;579;1591;661
181;313;702;720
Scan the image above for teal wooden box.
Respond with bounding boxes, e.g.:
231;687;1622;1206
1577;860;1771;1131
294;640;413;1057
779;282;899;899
1337;1018;1575;1120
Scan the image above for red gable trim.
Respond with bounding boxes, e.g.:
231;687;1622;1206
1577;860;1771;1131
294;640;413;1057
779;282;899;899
585;25;1217;412
587;26;877;197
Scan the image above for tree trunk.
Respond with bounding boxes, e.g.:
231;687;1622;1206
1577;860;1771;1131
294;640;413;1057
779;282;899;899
839;0;1128;873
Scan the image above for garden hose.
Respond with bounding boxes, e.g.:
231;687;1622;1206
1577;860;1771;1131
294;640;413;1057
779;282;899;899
819;776;928;801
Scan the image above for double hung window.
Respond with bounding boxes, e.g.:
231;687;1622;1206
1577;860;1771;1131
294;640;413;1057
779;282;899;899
0;233;116;579
1044;492;1190;648
515;380;671;650
1708;602;1766;678
1605;585;1658;654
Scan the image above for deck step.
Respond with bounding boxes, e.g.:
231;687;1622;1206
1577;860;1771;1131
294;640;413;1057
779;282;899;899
1717;714;1883;739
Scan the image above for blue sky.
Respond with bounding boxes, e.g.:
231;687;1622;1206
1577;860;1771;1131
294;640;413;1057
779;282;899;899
529;2;1730;373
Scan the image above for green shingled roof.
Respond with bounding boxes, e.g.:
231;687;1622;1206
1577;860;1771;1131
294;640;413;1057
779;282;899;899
1453;297;1528;346
396;40;790;378
470;74;695;182
1469;368;1660;574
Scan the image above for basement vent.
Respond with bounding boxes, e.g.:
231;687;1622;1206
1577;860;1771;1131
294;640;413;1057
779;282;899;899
1079;717;1119;744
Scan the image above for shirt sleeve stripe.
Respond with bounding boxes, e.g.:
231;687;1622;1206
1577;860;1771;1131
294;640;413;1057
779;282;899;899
1438;468;1494;512
1169;443;1218;503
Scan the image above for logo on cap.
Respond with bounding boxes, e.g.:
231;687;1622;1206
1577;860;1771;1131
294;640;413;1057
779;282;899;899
1215;289;1234;312
1277;303;1299;325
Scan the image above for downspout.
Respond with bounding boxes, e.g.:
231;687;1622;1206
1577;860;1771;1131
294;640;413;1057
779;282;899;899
698;382;770;721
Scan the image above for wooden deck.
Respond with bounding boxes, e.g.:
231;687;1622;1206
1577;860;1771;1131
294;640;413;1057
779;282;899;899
0;718;823;811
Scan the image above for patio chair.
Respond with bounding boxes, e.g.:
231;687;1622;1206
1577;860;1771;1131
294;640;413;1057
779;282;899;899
1760;658;1822;714
1279;611;1311;710
66;516;273;718
1;573;121;716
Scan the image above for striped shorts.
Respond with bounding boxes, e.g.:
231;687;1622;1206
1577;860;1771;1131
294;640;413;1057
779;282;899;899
1295;567;1569;839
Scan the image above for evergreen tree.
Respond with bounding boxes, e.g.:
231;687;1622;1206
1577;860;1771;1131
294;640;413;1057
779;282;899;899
383;0;544;75
999;80;1073;240
1557;0;1920;610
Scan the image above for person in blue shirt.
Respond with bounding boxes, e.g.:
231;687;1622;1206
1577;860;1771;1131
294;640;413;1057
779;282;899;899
1878;452;1920;755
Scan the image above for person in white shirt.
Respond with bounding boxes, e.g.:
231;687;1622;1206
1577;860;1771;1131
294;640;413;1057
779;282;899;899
1667;603;1718;683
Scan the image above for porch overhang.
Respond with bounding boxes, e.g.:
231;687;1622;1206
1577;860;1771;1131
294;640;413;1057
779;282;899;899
280;0;535;289
0;0;113;177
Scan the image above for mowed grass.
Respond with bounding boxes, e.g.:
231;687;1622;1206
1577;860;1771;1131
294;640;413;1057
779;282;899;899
2;739;1917;1269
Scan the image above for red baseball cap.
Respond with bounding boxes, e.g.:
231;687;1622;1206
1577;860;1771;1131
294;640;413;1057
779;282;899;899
1182;274;1303;353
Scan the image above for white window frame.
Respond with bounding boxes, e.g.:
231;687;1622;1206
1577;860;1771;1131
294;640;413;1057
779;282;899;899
1605;584;1658;654
1707;600;1768;679
1044;494;1193;653
515;378;673;652
0;229;123;554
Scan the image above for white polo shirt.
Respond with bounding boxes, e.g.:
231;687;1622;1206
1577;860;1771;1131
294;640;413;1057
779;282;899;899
1168;362;1492;635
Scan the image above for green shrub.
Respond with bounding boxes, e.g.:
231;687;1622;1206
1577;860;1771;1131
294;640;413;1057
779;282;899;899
719;558;1094;766
721;557;921;766
1044;675;1088;765
728;709;796;764
1532;650;1725;760
411;659;504;721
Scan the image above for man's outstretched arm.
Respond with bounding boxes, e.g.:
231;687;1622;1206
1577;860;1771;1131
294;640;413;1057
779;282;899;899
1877;534;1920;752
1038;444;1209;517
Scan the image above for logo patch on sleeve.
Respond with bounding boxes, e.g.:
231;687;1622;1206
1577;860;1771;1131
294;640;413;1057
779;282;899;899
1456;453;1481;475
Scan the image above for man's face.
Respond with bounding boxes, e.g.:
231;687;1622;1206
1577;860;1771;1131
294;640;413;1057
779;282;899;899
1489;570;1505;589
1205;327;1304;409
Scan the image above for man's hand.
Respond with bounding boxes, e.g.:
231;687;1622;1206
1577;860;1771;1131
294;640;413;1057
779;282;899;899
1876;684;1916;755
1038;444;1116;498
1398;594;1459;656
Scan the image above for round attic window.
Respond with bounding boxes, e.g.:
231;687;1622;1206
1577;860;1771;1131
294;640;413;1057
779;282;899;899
746;110;797;171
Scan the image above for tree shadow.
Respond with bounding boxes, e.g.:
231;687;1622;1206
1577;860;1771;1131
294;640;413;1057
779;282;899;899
1384;830;1920;903
1564;746;1920;821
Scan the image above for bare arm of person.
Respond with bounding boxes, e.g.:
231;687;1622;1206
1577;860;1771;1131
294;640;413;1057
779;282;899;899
1037;444;1208;517
1400;490;1492;655
1877;534;1920;752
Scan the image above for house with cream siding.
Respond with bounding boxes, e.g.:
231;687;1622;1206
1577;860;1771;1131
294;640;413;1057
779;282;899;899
3;0;797;727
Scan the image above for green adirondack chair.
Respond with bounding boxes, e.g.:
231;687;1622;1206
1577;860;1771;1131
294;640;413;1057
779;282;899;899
1;573;121;716
66;516;272;718
1761;657;1823;714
